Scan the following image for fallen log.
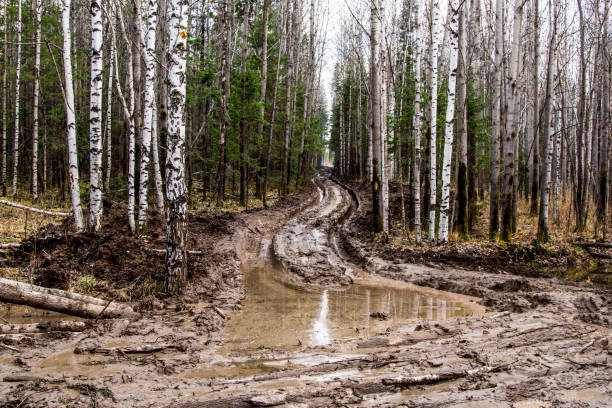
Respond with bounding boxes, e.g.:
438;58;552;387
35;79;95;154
0;278;140;320
575;242;612;249
3;375;64;383
0;320;89;334
586;250;612;260
145;247;205;256
0;243;21;249
0;199;71;217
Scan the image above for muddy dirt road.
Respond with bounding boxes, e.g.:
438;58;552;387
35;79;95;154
1;169;611;407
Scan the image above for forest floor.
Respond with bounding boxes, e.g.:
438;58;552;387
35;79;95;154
0;169;611;407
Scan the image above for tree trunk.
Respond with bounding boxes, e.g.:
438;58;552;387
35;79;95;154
455;3;468;240
500;1;523;242
370;0;383;233
537;0;556;242
0;278;138;320
1;0;7;197
239;1;251;208
89;0;104;231
31;0;42;203
530;0;540;216
216;0;234;206
62;0;85;231
413;0;423;244
437;0;460;244
489;0;503;240
105;37;114;190
11;0;22;198
164;0;189;294
256;0;269;199
138;0;159;229
428;0;442;242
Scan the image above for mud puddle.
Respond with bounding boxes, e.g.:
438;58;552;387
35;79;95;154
183;261;484;379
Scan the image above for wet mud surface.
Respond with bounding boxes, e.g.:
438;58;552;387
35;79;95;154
1;169;611;407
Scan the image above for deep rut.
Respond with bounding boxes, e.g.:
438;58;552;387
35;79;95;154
272;168;357;287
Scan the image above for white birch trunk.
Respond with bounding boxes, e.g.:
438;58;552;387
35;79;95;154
112;4;136;232
138;0;159;228
413;0;423;244
11;0;21;198
89;0;104;231
62;0;85;231
105;39;114;190
428;0;442;242
165;0;189;293
537;0;556;241
437;0;460;244
151;100;164;211
381;55;389;234
1;0;7;196
31;0;42;202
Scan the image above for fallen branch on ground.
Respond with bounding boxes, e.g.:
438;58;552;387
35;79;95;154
0;243;21;249
145;247;205;256
75;342;185;355
3;375;64;383
0;320;90;334
575;242;612;249
0;278;140;320
0;342;20;352
0;199;71;217
586;250;612;260
381;365;498;387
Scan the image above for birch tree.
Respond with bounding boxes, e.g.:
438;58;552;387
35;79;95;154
1;0;6;197
31;0;42;202
428;0;442;242
370;0;384;233
489;0;503;239
164;0;189;293
138;0;159;228
11;0;22;198
500;0;524;242
412;0;423;244
537;0;556;242
62;0;85;231
89;0;104;231
437;0;460;244
105;38;114;189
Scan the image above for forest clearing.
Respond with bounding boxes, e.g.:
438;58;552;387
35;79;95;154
0;0;611;406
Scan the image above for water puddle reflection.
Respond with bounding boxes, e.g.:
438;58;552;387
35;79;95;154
219;263;483;355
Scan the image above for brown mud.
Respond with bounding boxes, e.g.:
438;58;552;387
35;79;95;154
0;169;611;407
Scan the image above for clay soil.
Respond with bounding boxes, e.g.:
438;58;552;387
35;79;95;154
0;170;611;407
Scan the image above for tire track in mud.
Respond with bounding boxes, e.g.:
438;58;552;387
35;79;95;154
272;168;358;287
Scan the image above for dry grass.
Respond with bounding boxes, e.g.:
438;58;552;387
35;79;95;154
0;195;70;244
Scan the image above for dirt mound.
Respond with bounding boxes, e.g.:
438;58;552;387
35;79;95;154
9;200;242;303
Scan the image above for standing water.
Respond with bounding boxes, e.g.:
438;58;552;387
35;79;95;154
217;262;482;355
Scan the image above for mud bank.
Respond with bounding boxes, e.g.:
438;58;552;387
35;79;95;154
340;181;612;328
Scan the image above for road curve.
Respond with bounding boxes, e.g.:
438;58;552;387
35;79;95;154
272;168;356;287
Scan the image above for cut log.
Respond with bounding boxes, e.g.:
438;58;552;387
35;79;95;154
0;199;71;217
0;243;21;249
0;278;139;320
0;320;89;334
